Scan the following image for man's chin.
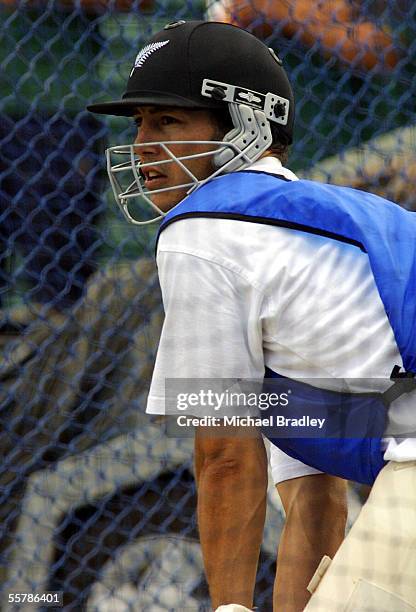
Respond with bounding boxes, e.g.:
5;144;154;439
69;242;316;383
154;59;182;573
151;189;189;213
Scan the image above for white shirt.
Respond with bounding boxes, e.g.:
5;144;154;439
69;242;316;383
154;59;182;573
147;156;416;483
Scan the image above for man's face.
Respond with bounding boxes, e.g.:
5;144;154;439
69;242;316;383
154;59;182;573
134;105;221;212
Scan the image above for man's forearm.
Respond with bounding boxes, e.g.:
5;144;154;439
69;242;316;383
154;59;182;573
274;474;348;612
195;428;268;610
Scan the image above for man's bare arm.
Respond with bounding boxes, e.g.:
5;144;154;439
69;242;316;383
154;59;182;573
274;473;348;612
195;426;268;610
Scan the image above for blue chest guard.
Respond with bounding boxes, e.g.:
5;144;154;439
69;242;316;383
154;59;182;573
158;172;416;484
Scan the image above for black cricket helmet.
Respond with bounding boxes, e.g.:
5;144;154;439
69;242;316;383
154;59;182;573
88;21;295;225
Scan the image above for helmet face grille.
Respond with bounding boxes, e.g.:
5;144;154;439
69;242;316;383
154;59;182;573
106;104;274;226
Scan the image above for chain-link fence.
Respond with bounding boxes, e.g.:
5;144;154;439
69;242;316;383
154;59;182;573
1;1;415;609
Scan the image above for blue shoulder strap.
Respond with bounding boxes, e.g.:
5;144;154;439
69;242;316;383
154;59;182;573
160;171;416;374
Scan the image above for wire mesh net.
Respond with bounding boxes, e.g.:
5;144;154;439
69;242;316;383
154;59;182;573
1;0;415;609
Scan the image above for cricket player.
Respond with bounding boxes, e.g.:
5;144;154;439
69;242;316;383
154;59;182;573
89;20;416;612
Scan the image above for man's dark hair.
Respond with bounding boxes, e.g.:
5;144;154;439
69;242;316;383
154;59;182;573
269;128;291;165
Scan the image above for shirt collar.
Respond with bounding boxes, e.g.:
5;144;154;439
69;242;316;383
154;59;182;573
242;155;299;181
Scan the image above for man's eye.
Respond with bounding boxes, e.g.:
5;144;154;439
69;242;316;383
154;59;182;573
161;116;179;125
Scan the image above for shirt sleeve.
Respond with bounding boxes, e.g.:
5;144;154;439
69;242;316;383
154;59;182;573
146;250;266;415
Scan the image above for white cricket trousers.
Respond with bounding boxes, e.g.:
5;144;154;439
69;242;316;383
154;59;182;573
304;460;416;611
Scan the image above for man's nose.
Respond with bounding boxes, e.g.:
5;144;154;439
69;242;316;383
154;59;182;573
134;126;161;159
135;120;157;145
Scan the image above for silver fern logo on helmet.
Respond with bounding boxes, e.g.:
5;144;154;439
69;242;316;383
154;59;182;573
129;40;170;76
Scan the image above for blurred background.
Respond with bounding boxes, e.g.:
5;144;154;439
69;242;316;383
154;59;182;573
0;1;415;609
